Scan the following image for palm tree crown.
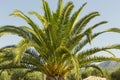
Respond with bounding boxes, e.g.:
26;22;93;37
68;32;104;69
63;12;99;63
0;0;120;80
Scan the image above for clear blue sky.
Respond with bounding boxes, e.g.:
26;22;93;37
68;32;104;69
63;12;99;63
0;0;120;56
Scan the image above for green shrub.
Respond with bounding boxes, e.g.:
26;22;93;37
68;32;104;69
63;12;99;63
110;68;120;80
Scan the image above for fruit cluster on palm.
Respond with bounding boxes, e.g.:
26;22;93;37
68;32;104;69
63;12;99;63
0;0;120;80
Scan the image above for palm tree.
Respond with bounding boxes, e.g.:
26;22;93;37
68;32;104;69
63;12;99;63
0;0;120;80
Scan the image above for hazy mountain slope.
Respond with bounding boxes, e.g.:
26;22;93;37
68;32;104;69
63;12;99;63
98;61;120;71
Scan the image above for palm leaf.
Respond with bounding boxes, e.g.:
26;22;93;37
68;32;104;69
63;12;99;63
91;21;108;29
13;39;33;64
58;1;74;25
85;64;104;76
85;28;92;44
73;31;106;54
104;50;116;57
106;28;120;33
29;11;47;26
55;0;63;21
0;25;31;40
71;54;80;80
42;0;52;22
10;10;45;44
78;44;120;59
79;56;120;67
70;3;87;32
67;21;107;52
71;12;99;35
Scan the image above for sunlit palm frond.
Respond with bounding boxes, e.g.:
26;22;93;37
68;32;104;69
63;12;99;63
71;12;99;36
79;56;120;68
70;3;87;33
42;0;52;22
78;44;120;59
85;64;104;77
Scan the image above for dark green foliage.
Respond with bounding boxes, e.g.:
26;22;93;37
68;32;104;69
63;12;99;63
81;68;111;80
81;68;103;79
110;68;120;80
66;68;108;80
67;73;77;80
0;69;42;80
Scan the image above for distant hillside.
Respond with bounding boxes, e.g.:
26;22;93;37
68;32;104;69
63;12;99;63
98;61;120;71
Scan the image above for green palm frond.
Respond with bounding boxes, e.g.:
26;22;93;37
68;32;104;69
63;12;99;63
70;3;87;33
29;11;47;26
19;26;48;54
78;44;120;59
104;50;116;57
42;0;52;22
66;33;85;50
85;64;104;76
10;10;45;43
10;10;39;29
91;21;108;29
58;1;74;25
0;25;31;40
105;28;120;33
22;49;42;66
0;45;15;50
85;28;92;44
55;47;72;71
12;39;33;64
79;56;120;67
0;61;26;70
55;2;74;47
56;0;63;20
73;31;106;54
55;46;70;62
0;45;15;63
71;54;80;80
11;69;37;80
71;12;99;35
67;21;107;51
66;28;93;50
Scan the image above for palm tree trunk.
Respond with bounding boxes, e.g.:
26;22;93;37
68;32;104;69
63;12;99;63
46;75;64;80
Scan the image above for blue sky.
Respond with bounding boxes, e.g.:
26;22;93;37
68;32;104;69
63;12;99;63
0;0;120;56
